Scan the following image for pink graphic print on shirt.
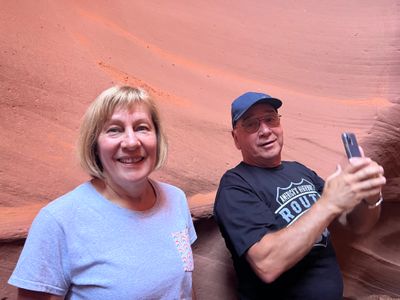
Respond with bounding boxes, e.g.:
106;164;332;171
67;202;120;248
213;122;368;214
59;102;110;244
172;227;194;272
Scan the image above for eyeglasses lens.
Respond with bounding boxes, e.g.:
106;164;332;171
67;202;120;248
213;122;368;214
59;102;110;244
242;115;281;133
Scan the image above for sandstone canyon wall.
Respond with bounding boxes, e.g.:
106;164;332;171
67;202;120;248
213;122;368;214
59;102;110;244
1;1;399;299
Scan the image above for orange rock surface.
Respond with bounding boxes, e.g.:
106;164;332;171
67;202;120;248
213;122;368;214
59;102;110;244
1;1;399;298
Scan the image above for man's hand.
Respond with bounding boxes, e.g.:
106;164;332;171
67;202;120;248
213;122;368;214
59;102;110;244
322;157;385;216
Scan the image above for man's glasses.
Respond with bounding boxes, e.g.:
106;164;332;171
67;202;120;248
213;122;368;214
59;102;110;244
239;114;281;133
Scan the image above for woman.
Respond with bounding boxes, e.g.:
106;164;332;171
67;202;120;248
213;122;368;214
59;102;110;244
9;86;197;299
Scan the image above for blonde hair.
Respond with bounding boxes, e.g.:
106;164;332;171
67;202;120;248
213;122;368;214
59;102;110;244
77;86;168;178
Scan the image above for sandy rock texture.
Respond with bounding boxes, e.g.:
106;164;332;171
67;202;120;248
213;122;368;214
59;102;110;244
1;1;399;299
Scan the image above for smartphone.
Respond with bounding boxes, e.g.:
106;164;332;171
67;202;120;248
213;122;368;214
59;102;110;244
341;132;361;158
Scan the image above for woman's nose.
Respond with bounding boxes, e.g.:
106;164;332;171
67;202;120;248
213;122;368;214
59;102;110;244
121;131;140;149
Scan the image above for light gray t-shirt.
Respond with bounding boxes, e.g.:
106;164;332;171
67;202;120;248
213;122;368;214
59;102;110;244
9;180;197;299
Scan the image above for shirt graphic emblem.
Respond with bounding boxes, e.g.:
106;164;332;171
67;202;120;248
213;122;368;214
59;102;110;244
274;178;328;247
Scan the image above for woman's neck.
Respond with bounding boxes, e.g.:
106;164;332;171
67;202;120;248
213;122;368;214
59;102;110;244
92;178;157;211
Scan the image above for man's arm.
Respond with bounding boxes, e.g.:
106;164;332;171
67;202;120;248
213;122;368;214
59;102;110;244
246;158;385;283
338;147;383;234
246;198;338;283
342;193;382;234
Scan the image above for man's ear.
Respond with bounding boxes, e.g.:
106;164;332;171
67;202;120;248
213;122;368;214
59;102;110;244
232;129;241;150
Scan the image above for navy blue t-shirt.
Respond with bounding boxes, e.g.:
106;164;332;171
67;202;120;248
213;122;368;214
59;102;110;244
214;161;343;300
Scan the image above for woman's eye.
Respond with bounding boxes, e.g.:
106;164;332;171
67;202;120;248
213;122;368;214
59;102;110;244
136;124;150;132
106;127;121;133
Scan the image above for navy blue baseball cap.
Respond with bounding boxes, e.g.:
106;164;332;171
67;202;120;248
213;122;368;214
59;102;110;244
231;92;282;127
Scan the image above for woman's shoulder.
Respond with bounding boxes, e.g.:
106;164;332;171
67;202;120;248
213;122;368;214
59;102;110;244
151;180;188;209
42;182;93;216
152;180;185;195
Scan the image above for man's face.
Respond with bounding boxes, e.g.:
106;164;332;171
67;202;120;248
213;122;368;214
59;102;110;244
232;103;283;168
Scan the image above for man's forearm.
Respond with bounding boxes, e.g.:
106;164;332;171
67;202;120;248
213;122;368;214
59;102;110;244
246;197;339;283
346;197;382;234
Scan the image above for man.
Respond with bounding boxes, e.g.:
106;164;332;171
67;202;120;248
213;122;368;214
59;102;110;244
213;92;385;299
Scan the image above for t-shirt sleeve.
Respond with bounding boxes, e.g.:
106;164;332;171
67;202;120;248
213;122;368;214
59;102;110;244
183;193;197;245
173;185;197;245
8;208;70;295
294;161;325;194
314;172;325;194
214;173;278;258
307;164;325;194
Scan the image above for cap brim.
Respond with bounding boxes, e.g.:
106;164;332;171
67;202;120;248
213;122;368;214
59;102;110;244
233;97;282;126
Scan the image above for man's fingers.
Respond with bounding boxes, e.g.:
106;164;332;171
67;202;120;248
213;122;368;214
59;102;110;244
346;158;385;178
348;157;371;168
327;164;342;181
359;188;383;201
353;176;386;193
354;165;385;182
